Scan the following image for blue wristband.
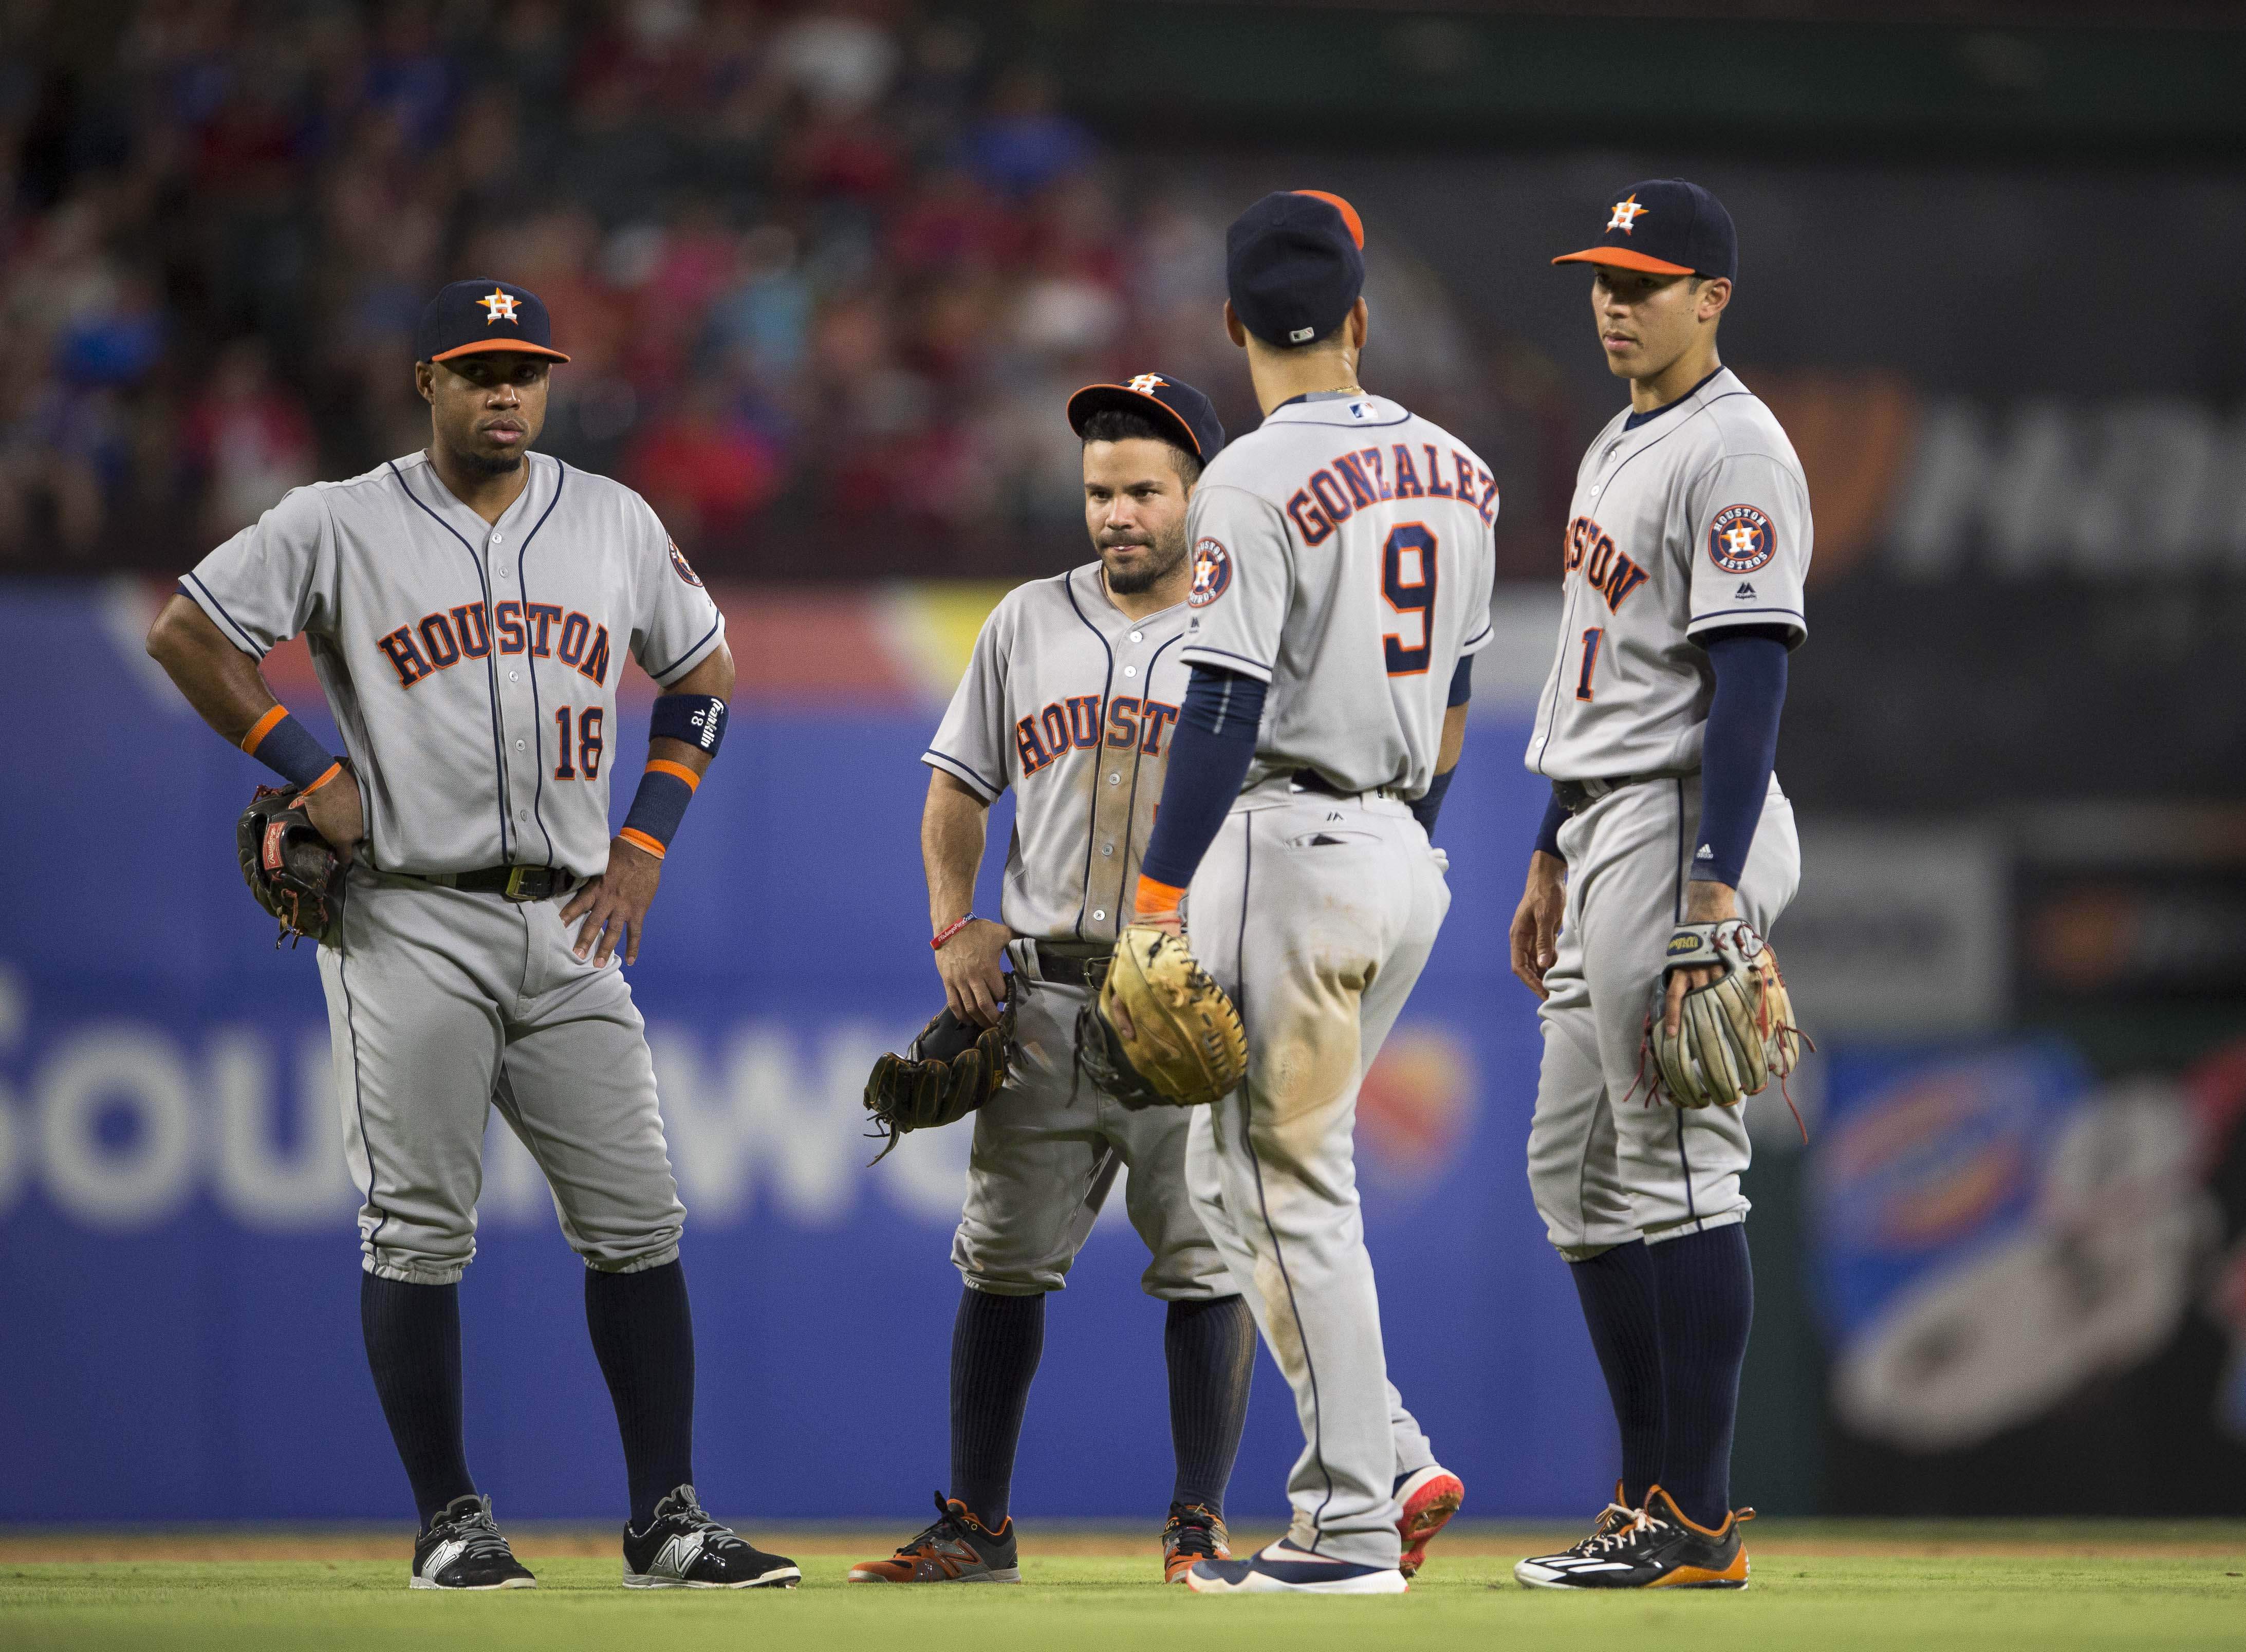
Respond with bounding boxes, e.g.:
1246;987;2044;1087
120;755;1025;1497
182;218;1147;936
620;760;698;859
650;694;727;757
240;708;336;791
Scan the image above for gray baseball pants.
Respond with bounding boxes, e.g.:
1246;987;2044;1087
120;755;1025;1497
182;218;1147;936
1528;773;1800;1259
319;867;686;1284
1185;788;1448;1568
952;939;1233;1300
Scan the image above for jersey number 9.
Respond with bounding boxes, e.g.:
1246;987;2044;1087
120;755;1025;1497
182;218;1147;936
1381;524;1438;677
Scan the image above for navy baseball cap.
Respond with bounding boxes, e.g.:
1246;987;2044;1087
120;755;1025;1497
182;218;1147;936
1226;190;1366;348
1552;180;1737;283
1068;372;1226;464
415;279;571;365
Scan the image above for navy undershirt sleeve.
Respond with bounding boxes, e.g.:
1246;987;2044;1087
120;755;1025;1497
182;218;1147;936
1692;628;1790;887
1409;655;1474;837
1446;653;1473;708
1138;665;1267;890
1533;794;1567;860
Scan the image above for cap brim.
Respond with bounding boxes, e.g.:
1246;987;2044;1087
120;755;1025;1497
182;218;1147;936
1067;384;1202;456
429;340;572;364
1551;247;1698;276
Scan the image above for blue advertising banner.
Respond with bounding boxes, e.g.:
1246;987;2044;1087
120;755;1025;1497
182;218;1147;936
2;582;1607;1523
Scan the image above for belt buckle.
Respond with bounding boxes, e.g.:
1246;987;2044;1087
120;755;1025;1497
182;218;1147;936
503;866;541;902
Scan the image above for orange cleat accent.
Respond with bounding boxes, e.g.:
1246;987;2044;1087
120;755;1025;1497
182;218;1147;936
1395;1464;1464;1579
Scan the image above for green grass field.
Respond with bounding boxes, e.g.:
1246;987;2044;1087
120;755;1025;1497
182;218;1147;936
5;1523;2243;1651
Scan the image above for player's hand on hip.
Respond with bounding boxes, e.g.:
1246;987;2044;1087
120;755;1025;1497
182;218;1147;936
562;834;663;967
298;766;366;865
1510;850;1566;999
935;917;1012;1027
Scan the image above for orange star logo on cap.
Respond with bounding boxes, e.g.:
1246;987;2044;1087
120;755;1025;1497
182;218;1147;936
477;288;521;324
1606;195;1648;234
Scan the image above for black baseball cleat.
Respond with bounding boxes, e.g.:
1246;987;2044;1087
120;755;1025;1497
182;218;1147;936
1511;1485;1753;1589
411;1493;537;1590
622;1484;801;1588
847;1492;1020;1583
1162;1501;1230;1584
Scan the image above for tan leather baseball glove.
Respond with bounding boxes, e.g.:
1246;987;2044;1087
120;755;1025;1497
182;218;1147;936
1646;919;1804;1110
1087;926;1248;1110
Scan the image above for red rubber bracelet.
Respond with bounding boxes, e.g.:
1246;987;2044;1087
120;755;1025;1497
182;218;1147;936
931;914;975;951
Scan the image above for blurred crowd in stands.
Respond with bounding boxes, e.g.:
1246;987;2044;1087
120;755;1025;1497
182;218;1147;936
0;0;1572;577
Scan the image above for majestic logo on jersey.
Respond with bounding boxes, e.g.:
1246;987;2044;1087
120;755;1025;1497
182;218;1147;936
1606;195;1648;234
1189;538;1232;608
1562;515;1649;611
1284;443;1497;546
1126;373;1167;395
1014;694;1180;777
477;288;521;324
374;600;610;690
667;537;703;587
1707;504;1777;574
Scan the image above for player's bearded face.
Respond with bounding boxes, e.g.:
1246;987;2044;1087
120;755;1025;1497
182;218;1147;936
424;358;550;474
1084;439;1193;596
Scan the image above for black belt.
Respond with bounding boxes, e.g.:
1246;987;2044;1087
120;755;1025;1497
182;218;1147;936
1035;943;1106;986
1291;768;1400;801
389;864;577;901
1552;772;1691;815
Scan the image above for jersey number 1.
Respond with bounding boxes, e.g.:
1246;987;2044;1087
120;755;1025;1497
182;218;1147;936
1382;524;1438;676
1574;628;1603;701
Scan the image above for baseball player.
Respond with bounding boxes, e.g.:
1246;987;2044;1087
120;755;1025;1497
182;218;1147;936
1507;180;1808;1590
144;281;796;1591
1115;191;1486;1595
849;375;1260;1587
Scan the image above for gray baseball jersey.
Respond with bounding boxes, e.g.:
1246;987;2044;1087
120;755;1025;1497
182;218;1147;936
921;563;1227;1302
1525;368;1810;781
1180;392;1497;796
924;563;1193;943
1166;391;1494;1568
178;447;714;1284
181;450;726;879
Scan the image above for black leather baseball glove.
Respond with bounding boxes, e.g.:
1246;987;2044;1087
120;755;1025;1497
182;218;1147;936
863;993;1014;1164
236;784;345;948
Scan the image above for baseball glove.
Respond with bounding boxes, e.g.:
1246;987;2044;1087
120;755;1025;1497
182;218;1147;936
1646;919;1804;1110
1082;926;1247;1110
863;994;1014;1164
236;784;346;948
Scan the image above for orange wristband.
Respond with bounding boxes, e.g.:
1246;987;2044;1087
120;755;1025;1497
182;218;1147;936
240;704;289;755
644;757;700;792
296;761;343;798
618;827;667;860
1134;875;1186;920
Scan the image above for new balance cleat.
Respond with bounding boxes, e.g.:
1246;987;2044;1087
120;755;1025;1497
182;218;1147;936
1162;1501;1230;1583
1394;1463;1464;1579
622;1484;800;1588
1184;1537;1409;1595
1512;1485;1753;1589
847;1492;1020;1583
410;1493;536;1590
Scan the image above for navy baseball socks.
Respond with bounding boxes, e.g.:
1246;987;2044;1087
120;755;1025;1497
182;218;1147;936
1529;1226;1756;1588
948;1284;1046;1528
362;1275;536;1589
1163;1294;1255;1579
584;1259;697;1527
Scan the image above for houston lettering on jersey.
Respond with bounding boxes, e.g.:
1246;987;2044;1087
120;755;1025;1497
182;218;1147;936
1284;442;1498;545
1015;692;1181;776
1562;516;1649;611
376;599;612;690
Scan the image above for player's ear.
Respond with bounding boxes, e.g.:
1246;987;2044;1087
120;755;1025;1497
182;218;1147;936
1697;277;1732;323
1222;300;1248;350
414;362;436;404
1347;295;1368;353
